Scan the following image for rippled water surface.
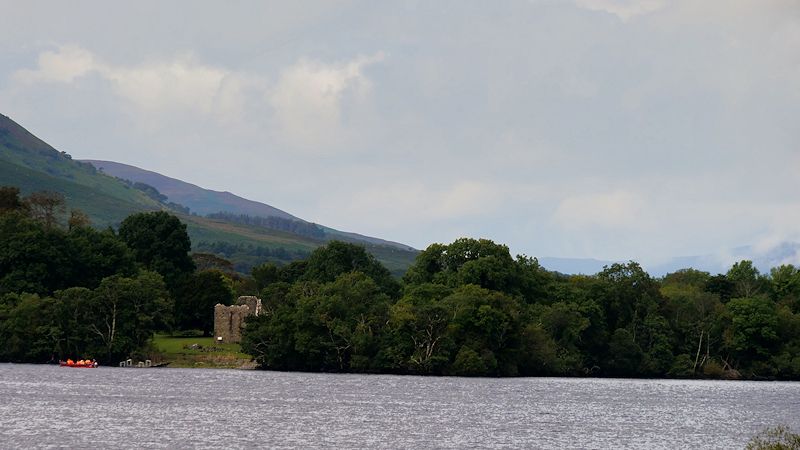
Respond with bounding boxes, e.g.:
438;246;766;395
0;364;797;448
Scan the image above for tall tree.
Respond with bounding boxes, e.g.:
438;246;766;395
174;270;234;335
25;191;66;229
0;186;27;214
118;211;195;286
727;260;764;298
67;209;91;230
403;238;522;296
88;271;171;362
302;241;400;298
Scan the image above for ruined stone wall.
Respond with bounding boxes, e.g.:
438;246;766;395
213;296;262;344
236;296;262;316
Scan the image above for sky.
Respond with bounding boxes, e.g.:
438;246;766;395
1;0;799;267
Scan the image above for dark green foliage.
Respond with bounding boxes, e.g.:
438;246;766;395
242;272;391;372
727;296;779;361
84;271;171;361
606;328;644;375
62;226;137;288
303;241;401;298
0;197;202;364
0;271;170;363
0;212;134;295
0;293;59;362
451;347;488;376
251;262;280;291
119;211;195;286
174;270;234;335
387;285;453;373
404;239;520;293
0;212;69;295
728;260;766;298
705;274;736;303
242;240;800;379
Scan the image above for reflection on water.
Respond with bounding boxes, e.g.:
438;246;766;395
0;363;797;449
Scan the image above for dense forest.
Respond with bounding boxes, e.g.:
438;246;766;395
241;240;800;379
1;184;799;379
0;186;236;363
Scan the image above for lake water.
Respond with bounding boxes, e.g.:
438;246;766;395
0;364;797;449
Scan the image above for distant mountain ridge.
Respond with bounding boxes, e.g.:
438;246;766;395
81;159;414;251
82;159;297;220
539;242;800;277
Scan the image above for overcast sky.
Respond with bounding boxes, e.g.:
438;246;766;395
1;0;798;266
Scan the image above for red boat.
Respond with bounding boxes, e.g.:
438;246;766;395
59;359;98;368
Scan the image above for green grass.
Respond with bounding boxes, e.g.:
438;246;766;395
151;334;253;369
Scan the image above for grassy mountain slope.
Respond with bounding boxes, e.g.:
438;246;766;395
1;114;417;275
83;159;415;251
0;114;163;226
0;157;160;226
82;159;298;220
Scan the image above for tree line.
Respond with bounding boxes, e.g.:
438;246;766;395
206;211;326;240
1;184;799;378
241;240;800;379
194;240;310;272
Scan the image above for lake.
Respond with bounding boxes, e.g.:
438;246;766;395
0;363;797;448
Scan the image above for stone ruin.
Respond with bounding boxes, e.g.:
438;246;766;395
214;296;262;344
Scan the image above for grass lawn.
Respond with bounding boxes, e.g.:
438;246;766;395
151;334;254;369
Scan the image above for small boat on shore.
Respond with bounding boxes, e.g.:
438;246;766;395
59;359;98;368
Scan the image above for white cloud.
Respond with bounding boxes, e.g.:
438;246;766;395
575;0;666;21
14;44;96;83
268;53;385;148
102;56;231;115
10;45;386;141
12;45;242;118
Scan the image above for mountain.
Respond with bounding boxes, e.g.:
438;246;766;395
0;113;163;225
81;159;297;220
0;113;418;275
81;159;413;251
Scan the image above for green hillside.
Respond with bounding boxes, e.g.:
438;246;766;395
181;214;415;275
84;159;416;251
0;114;418;275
